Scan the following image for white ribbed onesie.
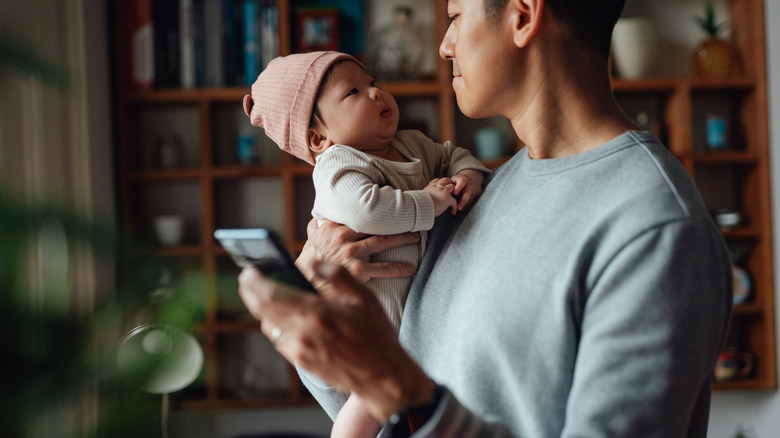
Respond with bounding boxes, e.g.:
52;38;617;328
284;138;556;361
311;129;490;329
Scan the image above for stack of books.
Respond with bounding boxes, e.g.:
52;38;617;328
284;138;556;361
126;0;280;89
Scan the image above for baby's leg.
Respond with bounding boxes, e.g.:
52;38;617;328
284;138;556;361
331;393;382;438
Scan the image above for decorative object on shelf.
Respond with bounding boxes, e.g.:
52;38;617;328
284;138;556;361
153;214;184;245
366;6;424;81
633;111;663;139
154;135;185;168
714;208;742;230
611;17;656;79
731;264;752;305
117;267;204;437
236;127;259;165
692;1;737;78
714;348;754;381
474;127;506;160
705;113;728;149
295;7;339;52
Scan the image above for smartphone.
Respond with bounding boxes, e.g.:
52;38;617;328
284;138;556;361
214;228;317;293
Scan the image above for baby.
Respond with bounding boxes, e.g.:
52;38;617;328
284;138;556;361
243;51;489;437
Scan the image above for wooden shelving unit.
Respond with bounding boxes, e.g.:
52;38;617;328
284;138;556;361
610;0;775;391
112;0;454;410
111;0;774;412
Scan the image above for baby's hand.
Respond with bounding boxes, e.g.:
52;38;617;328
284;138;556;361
451;169;485;212
423;178;458;216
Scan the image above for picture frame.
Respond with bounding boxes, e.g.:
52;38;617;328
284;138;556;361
295;8;339;52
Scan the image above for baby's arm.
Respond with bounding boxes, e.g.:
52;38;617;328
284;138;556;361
423;178;458;216
451;169;485;212
313;148;438;234
331;394;381;438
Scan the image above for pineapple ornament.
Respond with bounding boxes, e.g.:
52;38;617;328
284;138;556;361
692;1;738;78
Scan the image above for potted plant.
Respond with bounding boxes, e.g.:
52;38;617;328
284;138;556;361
692;0;738;77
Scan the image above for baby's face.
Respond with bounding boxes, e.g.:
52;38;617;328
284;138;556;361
314;61;400;152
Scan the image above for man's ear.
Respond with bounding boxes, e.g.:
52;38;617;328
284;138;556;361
508;0;544;48
308;127;333;154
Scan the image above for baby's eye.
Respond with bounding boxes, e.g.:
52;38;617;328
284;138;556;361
346;88;358;97
369;80;376;87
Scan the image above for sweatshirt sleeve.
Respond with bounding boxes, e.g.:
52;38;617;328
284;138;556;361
558;220;731;438
312;147;435;234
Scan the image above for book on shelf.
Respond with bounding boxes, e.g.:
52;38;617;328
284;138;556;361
193;0;206;87
203;0;225;87
126;0;154;89
179;0;195;88
260;3;279;70
179;0;207;88
152;0;181;88
223;0;243;86
243;0;260;86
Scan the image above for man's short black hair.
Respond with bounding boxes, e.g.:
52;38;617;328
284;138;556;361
482;0;626;58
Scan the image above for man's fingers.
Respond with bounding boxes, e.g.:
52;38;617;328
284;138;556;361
354;260;417;280
457;189;471;210
238;267;310;321
312;261;368;304
353;232;420;258
306;217;320;238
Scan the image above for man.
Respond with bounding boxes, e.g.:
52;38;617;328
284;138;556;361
238;0;733;436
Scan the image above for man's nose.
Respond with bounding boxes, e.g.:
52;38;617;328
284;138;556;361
439;24;455;60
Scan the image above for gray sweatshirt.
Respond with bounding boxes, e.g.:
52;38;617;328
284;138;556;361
302;131;732;437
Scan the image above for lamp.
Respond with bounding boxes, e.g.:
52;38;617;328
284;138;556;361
116;268;203;438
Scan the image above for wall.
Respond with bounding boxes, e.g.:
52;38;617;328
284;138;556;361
707;0;780;437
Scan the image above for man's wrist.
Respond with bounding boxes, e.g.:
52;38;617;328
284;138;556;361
386;384;444;437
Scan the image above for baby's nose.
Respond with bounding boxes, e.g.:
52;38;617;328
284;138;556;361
370;87;382;100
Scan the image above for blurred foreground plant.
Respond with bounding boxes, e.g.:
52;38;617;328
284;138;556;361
0;185;206;438
0;32;205;437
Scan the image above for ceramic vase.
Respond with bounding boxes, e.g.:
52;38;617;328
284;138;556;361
611;17;656;79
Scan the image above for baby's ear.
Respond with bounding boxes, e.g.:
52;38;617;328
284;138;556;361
242;95;253;117
308;127;332;154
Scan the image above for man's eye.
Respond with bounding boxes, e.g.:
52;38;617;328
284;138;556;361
447;15;458;24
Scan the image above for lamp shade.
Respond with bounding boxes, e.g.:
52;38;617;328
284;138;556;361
117;324;203;394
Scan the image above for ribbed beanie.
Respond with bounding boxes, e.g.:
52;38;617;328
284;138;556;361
242;51;361;165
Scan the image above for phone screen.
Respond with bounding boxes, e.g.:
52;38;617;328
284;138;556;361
214;228;317;293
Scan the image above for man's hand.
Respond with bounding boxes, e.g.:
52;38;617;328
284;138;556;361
238;262;435;421
296;219;419;285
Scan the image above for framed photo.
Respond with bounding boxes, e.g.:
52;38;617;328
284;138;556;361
295;8;339;52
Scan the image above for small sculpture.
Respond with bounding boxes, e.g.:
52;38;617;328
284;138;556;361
366;6;423;81
692;1;738;77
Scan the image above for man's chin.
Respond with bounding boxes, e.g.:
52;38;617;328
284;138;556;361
455;95;493;120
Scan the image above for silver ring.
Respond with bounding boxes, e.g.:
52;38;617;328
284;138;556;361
271;327;282;344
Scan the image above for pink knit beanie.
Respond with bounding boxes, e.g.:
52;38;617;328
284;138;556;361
243;51;361;165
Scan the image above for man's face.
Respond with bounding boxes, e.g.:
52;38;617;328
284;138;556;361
440;0;516;118
314;61;400;153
